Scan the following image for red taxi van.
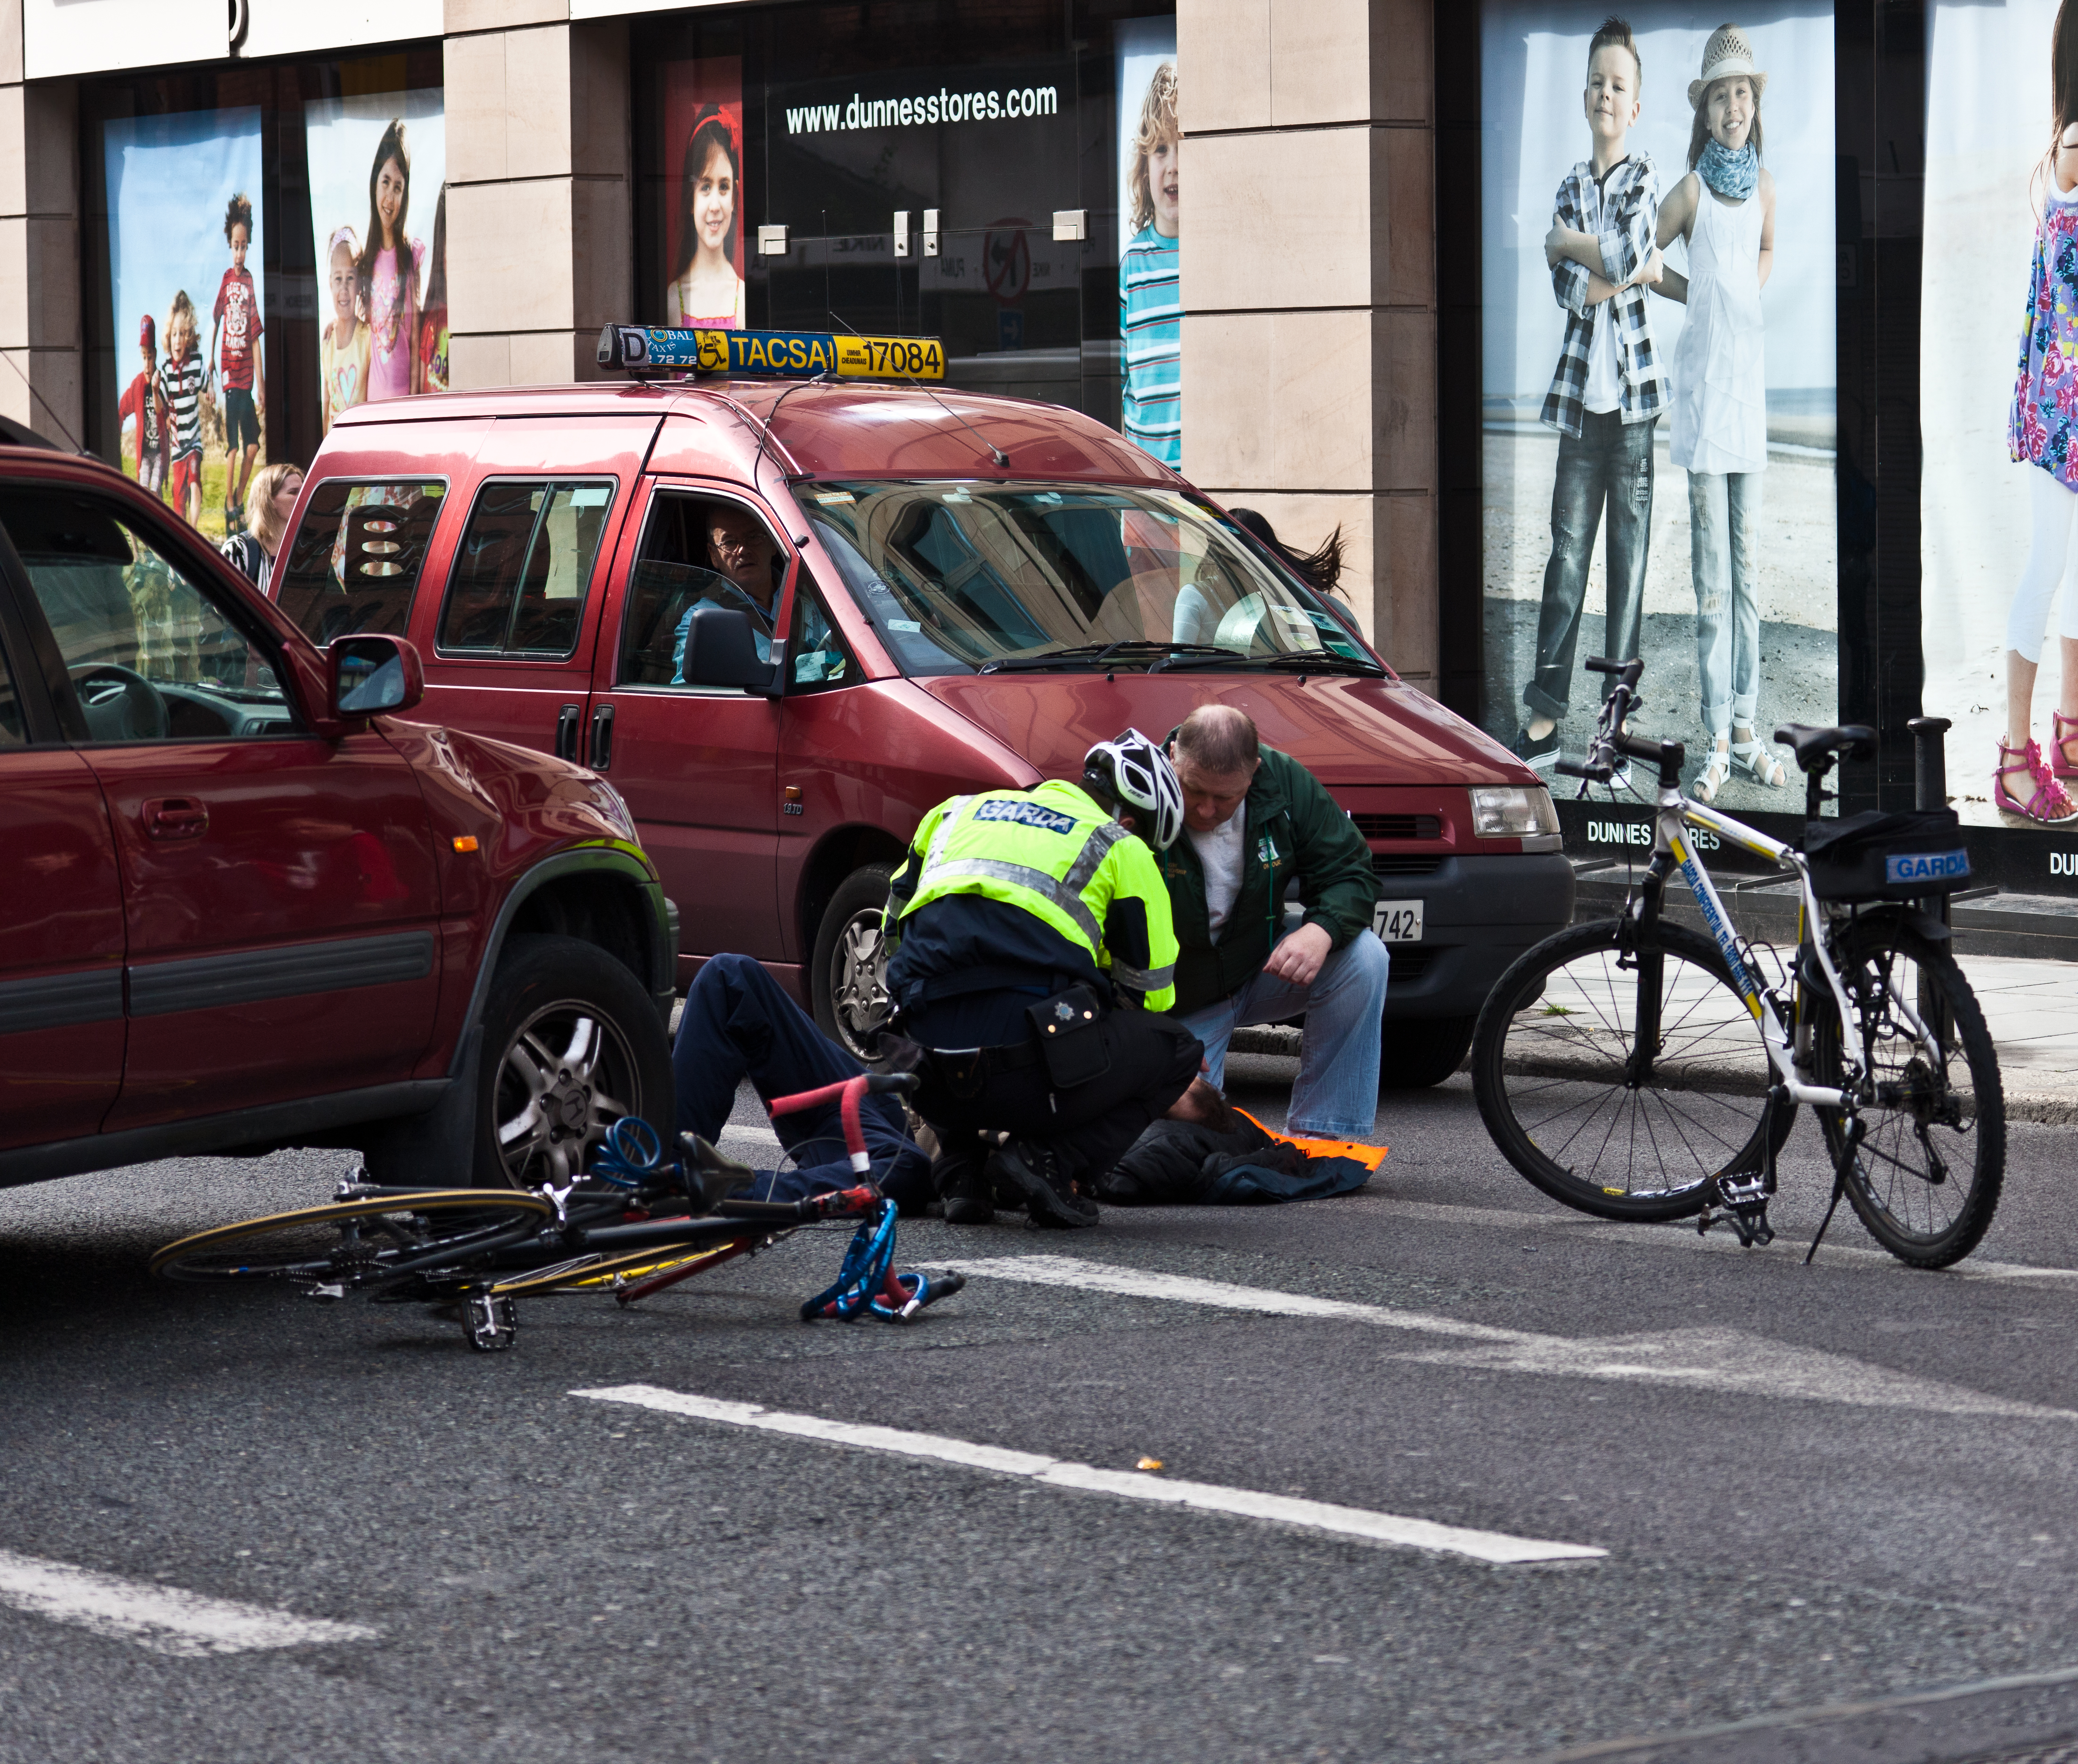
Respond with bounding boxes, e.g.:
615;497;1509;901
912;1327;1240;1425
274;348;1571;1086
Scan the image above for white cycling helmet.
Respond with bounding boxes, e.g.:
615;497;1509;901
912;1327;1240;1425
1083;727;1185;850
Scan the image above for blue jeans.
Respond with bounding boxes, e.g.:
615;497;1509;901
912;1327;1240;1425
672;954;932;1209
1688;469;1763;738
1524;410;1656;724
1174;932;1390;1140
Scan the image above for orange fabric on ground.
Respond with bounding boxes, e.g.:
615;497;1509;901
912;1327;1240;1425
1234;1108;1388;1170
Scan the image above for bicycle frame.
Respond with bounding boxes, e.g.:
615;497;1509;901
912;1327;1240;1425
1632;783;1940;1112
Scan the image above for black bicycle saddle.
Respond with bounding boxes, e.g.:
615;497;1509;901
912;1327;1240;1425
1773;723;1877;771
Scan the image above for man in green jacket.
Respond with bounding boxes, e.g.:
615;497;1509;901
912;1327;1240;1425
1157;703;1388;1141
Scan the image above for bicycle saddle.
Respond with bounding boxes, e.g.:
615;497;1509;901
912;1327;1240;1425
1772;722;1877;771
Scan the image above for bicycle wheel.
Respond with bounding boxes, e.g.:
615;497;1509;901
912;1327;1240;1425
1472;918;1793;1221
1812;917;2005;1268
151;1191;555;1287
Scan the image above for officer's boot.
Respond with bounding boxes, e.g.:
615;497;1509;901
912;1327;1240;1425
934;1135;994;1225
986;1136;1099;1229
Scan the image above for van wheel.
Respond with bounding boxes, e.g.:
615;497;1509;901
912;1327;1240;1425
1379;1013;1476;1089
472;934;673;1189
812;862;896;1062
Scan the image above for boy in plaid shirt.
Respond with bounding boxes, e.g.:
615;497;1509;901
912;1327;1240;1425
1514;16;1673;773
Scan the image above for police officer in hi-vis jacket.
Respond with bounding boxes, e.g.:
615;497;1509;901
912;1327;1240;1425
881;730;1222;1228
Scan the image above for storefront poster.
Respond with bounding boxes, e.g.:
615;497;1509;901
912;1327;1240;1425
304;92;447;433
1118;19;1179;469
103;106;265;537
1478;4;1837;814
661;59;745;329
1922;0;2078;831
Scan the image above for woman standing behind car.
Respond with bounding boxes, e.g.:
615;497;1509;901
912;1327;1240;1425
219;463;303;594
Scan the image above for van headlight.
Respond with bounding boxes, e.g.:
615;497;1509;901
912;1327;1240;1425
1468;785;1560;839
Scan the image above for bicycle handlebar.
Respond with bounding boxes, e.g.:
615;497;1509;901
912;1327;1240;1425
713;1184;880;1225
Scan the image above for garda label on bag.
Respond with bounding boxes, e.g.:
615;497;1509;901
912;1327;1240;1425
1885;849;1971;886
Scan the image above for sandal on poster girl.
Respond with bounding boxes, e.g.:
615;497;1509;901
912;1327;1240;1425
2053;709;2078;781
1994;737;2078;825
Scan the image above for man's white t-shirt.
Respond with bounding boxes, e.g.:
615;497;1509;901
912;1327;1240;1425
1190;810;1248;942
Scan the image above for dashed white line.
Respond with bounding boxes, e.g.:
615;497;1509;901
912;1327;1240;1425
956;1256;2077;1420
0;1551;376;1657
571;1384;1605;1565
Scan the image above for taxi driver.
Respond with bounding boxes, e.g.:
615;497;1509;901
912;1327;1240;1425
672;502;783;682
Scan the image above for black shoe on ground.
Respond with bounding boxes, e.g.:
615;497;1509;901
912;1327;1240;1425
941;1169;995;1225
986;1138;1099;1229
1511;725;1562;772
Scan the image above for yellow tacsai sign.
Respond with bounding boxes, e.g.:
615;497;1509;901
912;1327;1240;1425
834;335;946;379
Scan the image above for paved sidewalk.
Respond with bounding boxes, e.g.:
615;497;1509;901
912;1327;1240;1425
1961;951;2078;1124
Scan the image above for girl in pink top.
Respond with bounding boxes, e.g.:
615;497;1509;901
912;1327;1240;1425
358;119;424;401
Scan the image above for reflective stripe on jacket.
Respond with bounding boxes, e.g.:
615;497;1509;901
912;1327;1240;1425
885;779;1179;1012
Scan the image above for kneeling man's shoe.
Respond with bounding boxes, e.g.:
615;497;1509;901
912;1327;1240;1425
940;1169;994;1225
987;1138;1099;1229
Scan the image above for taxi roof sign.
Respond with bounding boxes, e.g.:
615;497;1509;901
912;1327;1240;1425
597;324;945;382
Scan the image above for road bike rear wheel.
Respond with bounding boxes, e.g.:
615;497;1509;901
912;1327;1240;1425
1813;918;2005;1268
150;1191;555;1287
1472;918;1792;1221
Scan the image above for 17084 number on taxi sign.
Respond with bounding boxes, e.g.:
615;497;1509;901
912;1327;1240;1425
1373;899;1424;943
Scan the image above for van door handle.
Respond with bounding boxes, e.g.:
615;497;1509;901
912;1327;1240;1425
588;703;614;772
143;797;209;839
555;703;582;762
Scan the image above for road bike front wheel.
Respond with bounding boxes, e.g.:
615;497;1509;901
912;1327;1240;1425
1812;917;2005;1268
151;1191;556;1288
1472;918;1793;1222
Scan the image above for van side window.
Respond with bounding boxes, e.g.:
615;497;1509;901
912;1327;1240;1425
437;480;616;658
618;492;786;687
276;480;446;646
787;573;853;693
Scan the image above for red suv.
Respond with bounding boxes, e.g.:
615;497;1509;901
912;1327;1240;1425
0;446;675;1193
279;372;1571;1087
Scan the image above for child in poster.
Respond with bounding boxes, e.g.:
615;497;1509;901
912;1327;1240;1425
665;107;745;329
1655;24;1787;803
211;192;265;536
158;291;206;527
358;120;425;400
1996;0;2078;825
1121;60;1180;468
1513;16;1666;776
321;226;369;434
420;188;449;394
117;314;170;498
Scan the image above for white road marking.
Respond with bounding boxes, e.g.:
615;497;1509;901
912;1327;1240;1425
0;1550;376;1657
957;1256;2077;1420
572;1384;1604;1565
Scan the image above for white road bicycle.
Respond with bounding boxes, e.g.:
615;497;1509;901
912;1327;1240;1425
1470;659;2005;1268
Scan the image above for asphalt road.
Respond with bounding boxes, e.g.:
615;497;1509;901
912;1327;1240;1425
7;1061;2078;1764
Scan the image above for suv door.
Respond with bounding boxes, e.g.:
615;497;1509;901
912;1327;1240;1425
0;569;126;1149
0;482;445;1129
419;477;620;762
590;481;788;972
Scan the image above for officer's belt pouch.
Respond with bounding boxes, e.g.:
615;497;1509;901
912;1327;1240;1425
932;1047;989;1102
1026;985;1110;1089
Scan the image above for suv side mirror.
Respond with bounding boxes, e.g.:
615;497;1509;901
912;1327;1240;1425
681;606;778;694
330;633;425;718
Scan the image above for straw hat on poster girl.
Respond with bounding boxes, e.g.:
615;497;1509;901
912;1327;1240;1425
1688;24;1767;111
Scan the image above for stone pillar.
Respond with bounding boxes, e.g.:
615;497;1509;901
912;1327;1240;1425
0;0;82;445
443;4;631;389
1178;0;1436;686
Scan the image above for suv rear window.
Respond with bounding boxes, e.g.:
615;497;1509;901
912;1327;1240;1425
276;480;446;646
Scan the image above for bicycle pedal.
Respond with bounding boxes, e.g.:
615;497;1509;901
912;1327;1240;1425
462;1293;518;1352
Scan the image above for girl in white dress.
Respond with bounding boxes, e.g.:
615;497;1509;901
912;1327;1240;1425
1656;24;1784;803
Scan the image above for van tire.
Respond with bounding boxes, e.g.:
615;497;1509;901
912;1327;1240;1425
1378;1013;1476;1089
812;862;897;1062
470;933;674;1189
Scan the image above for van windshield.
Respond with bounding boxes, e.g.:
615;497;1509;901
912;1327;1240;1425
798;482;1377;677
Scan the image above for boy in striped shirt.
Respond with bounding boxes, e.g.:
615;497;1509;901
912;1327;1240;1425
1121;61;1179;469
157;291;205;527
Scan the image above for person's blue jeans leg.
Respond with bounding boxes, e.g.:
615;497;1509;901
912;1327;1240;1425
1688;468;1733;738
1176;934;1390;1140
1524;418;1608;725
672;954;930;1209
1726;470;1763;732
1602;415;1656;670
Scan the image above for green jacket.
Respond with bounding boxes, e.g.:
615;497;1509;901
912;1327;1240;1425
1156;743;1378;1013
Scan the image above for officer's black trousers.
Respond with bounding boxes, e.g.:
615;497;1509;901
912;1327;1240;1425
912;1008;1203;1191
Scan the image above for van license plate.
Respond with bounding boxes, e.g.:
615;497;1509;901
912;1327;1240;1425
1373;900;1424;943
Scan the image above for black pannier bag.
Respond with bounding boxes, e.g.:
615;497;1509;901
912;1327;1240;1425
1800;808;1971;903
